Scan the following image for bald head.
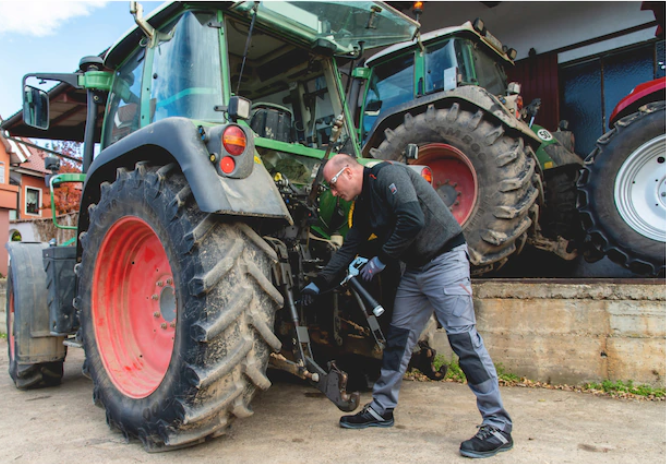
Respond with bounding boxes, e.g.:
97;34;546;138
323;154;359;178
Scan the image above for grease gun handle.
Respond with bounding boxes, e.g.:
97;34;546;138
348;276;385;317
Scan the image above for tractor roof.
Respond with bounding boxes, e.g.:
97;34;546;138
365;21;514;67
2;1;418;143
106;1;419;68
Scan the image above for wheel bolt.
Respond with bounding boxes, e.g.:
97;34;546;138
157;281;164;287
160;323;167;329
153;311;161;318
166;278;173;285
152;294;159;300
170;322;176;328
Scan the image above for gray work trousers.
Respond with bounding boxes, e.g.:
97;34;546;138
370;244;513;433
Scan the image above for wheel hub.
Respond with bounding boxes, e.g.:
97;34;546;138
92;216;176;398
614;134;666;242
414;143;478;225
435;179;461;208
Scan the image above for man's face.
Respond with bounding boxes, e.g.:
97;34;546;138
326;165;354;201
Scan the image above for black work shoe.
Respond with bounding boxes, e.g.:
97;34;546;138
459;425;513;458
339;405;394;429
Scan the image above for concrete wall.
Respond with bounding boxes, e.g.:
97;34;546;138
9;213;78;244
432;280;665;387
1;278;663;388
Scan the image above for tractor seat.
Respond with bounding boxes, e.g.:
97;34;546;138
250;103;293;143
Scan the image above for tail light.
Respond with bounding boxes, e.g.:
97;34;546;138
223;126;246;155
516;95;524;119
420;166;433;184
408;165;433;184
220;156;235;174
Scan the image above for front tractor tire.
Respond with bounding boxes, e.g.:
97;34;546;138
578;101;666;276
77;162;283;451
6;251;65;389
371;103;539;274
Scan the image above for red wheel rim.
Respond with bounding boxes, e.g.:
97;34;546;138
416;144;478;225
93;216;176;398
8;285;15;361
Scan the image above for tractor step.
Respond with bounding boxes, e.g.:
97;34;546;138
63;338;83;349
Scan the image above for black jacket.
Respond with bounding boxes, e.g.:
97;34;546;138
316;161;464;288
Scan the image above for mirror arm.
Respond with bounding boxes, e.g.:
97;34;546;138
22;72;82;90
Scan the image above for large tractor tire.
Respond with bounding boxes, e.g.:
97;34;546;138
577;101;666;276
542;165;583;241
371;103;539;274
6;245;65;389
77;162;283;451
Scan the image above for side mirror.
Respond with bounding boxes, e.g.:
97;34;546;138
23;85;49;130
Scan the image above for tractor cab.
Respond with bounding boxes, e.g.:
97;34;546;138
358;19;517;143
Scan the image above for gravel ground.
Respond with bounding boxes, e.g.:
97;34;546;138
0;340;664;464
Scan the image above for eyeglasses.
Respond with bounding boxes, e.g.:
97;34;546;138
329;166;348;186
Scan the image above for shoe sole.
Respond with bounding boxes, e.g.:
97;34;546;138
339;419;395;430
459;443;513;459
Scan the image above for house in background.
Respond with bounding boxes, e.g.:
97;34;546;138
0;120;51;275
10;143;49;222
0;121;25;275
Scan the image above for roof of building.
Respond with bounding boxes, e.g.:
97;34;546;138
18;148;48;175
0;119;49;176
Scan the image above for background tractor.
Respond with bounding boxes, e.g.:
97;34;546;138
349;18;583;275
4;1;432;452
577;77;666;277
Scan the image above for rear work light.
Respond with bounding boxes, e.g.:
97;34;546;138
222;126;246;156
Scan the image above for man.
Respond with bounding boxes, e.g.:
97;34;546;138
301;154;513;458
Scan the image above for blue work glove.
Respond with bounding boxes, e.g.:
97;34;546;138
360;257;386;282
301;282;320;306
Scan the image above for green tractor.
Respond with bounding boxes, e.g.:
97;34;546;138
349;18;583;274
4;1;436;451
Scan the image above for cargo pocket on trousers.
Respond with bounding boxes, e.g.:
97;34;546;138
442;284;474;325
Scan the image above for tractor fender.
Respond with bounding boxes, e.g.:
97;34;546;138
609;77;666;126
362;85;542;157
531;124;584;169
80;117;292;234
5;242;66;363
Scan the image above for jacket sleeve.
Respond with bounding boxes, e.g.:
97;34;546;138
377;166;425;263
315;206;371;289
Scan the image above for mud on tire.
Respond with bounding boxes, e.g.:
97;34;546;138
77;162;283;451
370;103;539;274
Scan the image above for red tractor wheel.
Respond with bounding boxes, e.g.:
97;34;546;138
93;216;176;398
78;162;282;450
372;103;538;274
416;143;478;225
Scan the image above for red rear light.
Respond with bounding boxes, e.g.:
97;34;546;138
220;156;235;174
222;126;246;156
421;167;433;184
